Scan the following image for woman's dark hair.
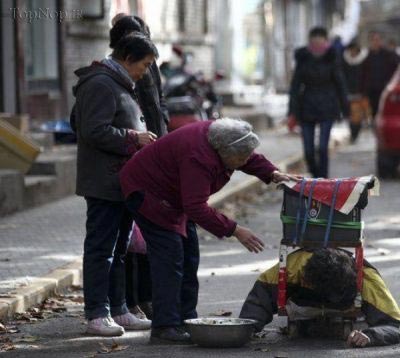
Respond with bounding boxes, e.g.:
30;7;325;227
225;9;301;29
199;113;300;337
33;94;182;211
133;15;150;37
303;248;357;306
112;33;159;63
110;15;150;49
309;26;328;39
347;40;360;52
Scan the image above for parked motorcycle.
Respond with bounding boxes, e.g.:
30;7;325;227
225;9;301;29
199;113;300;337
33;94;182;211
160;45;223;131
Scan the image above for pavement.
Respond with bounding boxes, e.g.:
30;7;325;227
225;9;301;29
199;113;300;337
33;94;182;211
0;128;399;357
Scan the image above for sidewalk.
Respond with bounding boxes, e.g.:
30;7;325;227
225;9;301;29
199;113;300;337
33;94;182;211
0;124;347;320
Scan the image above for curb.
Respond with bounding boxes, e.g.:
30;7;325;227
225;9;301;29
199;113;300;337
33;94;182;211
0;129;348;323
0;259;82;321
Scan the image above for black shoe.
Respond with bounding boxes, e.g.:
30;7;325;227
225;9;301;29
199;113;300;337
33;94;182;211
150;327;192;345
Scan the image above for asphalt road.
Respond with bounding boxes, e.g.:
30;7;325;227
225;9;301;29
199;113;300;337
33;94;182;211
1;130;399;357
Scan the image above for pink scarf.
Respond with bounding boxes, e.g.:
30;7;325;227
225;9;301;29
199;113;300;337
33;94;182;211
308;42;331;57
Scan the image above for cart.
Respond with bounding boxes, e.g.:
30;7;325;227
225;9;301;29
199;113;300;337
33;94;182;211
277;176;377;340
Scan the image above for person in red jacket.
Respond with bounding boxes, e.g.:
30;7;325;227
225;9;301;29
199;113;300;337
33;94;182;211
119;118;300;344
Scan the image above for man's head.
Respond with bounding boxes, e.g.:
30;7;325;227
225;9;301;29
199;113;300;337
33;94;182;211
308;27;329;56
303;249;357;306
112;33;159;81
369;31;384;51
347;41;361;57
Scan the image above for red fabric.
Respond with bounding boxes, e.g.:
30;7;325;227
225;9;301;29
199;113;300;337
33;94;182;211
289;178;360;212
128;224;147;254
120;121;278;238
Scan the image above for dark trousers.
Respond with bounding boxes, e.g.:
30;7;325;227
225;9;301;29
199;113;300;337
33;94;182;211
301;120;334;178
125;251;152;307
126;193;200;328
367;89;383;118
83;197;132;320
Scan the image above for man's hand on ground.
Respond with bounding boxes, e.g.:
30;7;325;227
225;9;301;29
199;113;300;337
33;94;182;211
347;330;371;348
233;225;264;253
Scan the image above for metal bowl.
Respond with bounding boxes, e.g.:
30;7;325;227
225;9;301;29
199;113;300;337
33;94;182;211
184;317;257;348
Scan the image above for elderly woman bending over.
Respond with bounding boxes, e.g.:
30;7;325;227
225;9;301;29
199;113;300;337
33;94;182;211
119;118;299;344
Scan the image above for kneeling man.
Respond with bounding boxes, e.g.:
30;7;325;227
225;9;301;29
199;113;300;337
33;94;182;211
240;248;400;347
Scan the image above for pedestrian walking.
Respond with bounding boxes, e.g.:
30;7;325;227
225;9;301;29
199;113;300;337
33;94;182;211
72;33;158;336
342;40;371;143
120;118;301;344
361;31;399;119
288;26;349;178
110;14;169;321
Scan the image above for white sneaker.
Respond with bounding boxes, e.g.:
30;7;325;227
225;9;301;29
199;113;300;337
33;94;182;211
86;316;125;336
113;312;151;331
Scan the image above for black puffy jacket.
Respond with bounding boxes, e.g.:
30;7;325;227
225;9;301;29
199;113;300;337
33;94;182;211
289;46;349;122
135;62;169;137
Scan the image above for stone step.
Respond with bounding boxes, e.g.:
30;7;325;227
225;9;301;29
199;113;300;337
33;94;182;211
27;132;55;149
0;144;77;217
0;169;24;216
23;175;58;208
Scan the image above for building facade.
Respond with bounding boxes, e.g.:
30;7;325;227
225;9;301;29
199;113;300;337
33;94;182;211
0;0;218;123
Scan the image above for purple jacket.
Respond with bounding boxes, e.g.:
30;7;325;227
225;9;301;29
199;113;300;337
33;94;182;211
120;121;278;238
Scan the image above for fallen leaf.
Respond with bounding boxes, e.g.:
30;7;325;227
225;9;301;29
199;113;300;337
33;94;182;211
110;341;128;352
377;248;390;256
254;347;270;352
0;337;15;351
68;296;84;304
84;354;97;358
251;269;261;272
98;342;111;354
66;313;81;318
0;294;15;299
7;328;20;334
0;325;19;334
97;340;128;354
14;335;39;343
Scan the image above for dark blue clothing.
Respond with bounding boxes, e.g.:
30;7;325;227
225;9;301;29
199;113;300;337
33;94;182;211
83;197;132;319
301;120;334;178
289;47;349;122
126;192;199;328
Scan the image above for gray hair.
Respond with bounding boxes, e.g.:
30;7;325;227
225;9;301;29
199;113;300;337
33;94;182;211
208;118;260;157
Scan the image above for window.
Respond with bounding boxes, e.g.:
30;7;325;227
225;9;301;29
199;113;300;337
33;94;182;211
23;0;60;92
81;0;105;20
178;0;185;32
203;0;208;34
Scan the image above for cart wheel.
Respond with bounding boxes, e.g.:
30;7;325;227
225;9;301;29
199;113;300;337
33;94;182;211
343;321;353;341
288;321;299;339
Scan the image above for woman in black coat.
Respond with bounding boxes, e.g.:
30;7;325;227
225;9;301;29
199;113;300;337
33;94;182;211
288;27;349;178
110;14;169;321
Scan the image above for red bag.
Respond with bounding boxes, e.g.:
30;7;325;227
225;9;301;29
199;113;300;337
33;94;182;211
128;223;147;254
287;115;298;133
